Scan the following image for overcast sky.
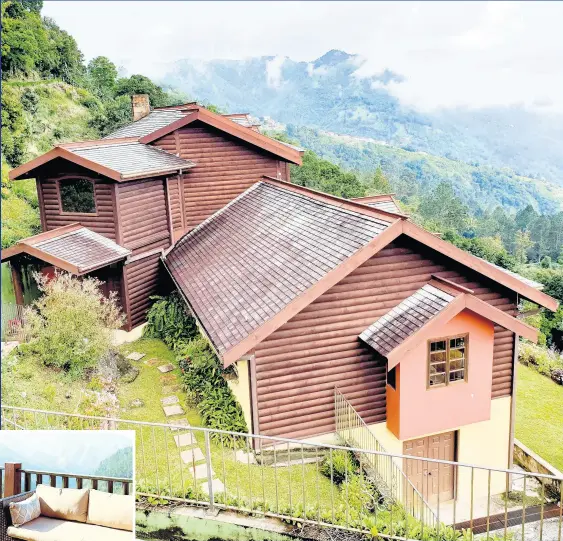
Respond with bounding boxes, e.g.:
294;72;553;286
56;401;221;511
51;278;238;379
43;1;563;112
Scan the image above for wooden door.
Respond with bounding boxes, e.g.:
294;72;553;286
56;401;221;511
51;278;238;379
403;431;456;503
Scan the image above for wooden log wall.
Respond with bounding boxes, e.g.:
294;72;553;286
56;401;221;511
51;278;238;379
254;236;517;440
39;176;117;240
152;121;289;233
117;178;172;329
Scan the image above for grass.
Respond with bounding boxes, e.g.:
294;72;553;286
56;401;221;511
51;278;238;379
515;363;563;471
115;339;346;516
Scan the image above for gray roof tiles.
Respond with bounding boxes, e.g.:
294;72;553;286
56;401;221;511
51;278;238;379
103;110;188;139
164;182;392;355
359;283;456;357
34;227;130;272
69;141;194;179
364;199;402;215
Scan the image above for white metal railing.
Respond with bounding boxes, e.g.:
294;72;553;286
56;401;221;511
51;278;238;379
1;303;27;342
1;405;562;541
334;387;438;527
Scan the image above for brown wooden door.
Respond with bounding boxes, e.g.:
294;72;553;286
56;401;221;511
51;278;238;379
403;431;456;503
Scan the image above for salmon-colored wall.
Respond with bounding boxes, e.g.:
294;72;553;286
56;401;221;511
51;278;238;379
390;309;495;440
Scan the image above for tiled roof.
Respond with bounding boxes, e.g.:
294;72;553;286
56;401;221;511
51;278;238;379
69;141;194;179
363;199;402;215
360;283;456;357
480;259;544;290
164;181;392;356
103;110;188;139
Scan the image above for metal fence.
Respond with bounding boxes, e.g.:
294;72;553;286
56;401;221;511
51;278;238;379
2;405;562;541
335;387;437;527
0;303;27;342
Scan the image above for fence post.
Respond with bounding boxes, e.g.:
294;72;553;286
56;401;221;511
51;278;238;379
204;432;215;514
4;463;22;497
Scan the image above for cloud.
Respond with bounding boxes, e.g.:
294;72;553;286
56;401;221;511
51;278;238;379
42;1;563;112
265;55;286;88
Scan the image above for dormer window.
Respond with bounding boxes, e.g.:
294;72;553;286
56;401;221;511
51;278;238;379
59;178;96;214
428;334;467;388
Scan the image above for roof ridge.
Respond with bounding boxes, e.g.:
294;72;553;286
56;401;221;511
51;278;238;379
262;176;406;223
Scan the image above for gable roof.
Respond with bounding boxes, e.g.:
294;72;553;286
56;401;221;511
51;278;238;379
163;179;398;363
351;194;404;216
9;140;195;182
164;180;557;366
138;106;303;164
1;224;131;274
103;110;188;139
360;279;538;369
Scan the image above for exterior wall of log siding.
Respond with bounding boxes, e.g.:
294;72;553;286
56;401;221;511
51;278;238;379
37;165;117;240
152;121;289;234
253;236;517;440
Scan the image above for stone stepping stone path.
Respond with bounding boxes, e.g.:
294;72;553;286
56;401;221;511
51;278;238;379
157;363;175;373
145;358;161;366
163;404;185;417
161;395;179;406
174;432;196;446
234;449;257;465
126;352;145;361
201;479;225;495
160;374;177;385
181;447;205;464
168;419;191;431
192;463;213;480
162;384;181;394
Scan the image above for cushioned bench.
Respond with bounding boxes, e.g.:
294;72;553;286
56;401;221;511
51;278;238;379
1;484;134;541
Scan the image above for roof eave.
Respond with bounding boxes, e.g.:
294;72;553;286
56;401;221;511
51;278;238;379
139;109;303;165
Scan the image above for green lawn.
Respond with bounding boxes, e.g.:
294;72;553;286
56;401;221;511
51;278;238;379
515;363;563;471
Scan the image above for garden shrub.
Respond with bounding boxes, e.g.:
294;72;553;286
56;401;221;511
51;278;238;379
177;337;247;445
19;272;124;377
143;292;198;349
320;449;357;484
519;341;563;384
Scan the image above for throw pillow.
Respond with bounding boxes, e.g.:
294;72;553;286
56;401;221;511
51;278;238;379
9;494;41;527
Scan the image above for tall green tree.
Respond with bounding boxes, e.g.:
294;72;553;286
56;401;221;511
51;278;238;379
418;182;470;232
86;56;118;100
368;166;392;194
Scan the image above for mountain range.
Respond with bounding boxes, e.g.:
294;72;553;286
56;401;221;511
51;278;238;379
159;50;563;188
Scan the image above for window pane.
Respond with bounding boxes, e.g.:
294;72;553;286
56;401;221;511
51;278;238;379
430;351;447;363
60;179;96;213
450;337;465;349
450;348;465;360
449;358;465;371
429;362;446;375
449;369;465;382
430;373;446;386
431;340;446;352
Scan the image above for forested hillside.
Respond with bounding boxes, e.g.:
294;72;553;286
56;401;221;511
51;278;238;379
161;50;563;184
95;446;133;479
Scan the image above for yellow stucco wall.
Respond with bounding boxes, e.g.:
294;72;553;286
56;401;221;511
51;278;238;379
226;360;253;433
367;396;512;503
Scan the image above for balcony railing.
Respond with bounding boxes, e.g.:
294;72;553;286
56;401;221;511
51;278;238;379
1;462;133;498
2;404;562;541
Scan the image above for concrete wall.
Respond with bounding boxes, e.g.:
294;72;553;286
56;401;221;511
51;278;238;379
227;360;253;433
393;309;495;441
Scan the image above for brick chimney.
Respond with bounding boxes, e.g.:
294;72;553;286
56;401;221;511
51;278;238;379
131;94;150;121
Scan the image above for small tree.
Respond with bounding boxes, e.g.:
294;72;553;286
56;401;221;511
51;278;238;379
20;272;124;377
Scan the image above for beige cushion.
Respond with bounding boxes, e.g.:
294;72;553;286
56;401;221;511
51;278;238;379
35;485;89;523
9;494;41;527
7;516;133;541
86;489;134;531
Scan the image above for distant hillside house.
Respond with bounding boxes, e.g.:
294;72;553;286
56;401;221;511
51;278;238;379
3;95;559;509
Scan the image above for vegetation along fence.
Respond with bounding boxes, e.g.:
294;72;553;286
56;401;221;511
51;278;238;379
0;303;27;342
335;387;437;527
1;405;562;541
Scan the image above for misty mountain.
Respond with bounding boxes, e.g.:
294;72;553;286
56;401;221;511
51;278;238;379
159;50;563;186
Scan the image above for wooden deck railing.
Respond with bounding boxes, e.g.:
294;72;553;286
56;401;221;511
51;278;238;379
2;463;133;498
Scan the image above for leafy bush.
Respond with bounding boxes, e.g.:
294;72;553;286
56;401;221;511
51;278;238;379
143;293;198;349
519;341;563;384
320;450;357;484
19;272;125;377
177;337;247;445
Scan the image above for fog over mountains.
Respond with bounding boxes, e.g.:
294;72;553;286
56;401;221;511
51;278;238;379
159;50;563;187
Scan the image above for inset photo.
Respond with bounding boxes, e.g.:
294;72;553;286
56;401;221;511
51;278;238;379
0;431;135;541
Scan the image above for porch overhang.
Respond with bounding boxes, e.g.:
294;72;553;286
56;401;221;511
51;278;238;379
1;224;131;275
